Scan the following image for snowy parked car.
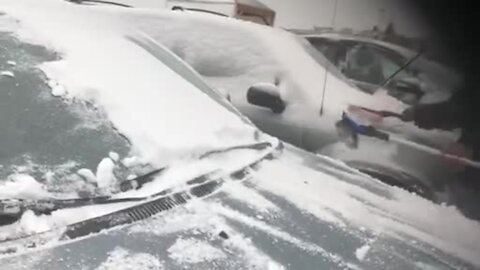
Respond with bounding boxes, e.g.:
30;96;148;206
124;8;461;202
302;32;463;104
1;1;480;269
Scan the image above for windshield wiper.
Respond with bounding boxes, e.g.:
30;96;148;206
377;48;424;89
0;141;273;226
67;0;132;8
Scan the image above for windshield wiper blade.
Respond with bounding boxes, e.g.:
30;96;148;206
0;141;274;226
67;0;132;8
119;168;164;192
199;141;272;159
120;142;271;191
377;48;424;89
0;168;166;226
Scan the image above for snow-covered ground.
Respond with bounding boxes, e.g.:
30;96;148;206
0;1;480;269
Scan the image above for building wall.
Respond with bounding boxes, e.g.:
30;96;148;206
258;0;431;38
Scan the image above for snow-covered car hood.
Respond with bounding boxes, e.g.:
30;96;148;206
2;146;480;269
1;1;480;269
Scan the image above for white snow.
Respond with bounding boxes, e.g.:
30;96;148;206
129;202;284;269
225;233;284;270
168;237;226;264
0;174;51;199
46;78;67;97
116;147;271;199
77;168;97;183
221;181;280;213
95;157;116;190
355;243;371;261
252;158;480;267
210;201;357;268
1;2;479;268
1;0;262;171
18;210;54;234
124;7;458;170
97;247;164;270
108;152;120;162
122;156;142;168
0;70;14;78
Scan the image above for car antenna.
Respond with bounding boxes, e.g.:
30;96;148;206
320;0;339;116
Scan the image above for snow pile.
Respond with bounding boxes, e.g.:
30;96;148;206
355;243;371;261
109;152;120;162
168;237;226;264
0;174;51;199
18;210;54;234
77;168;96;184
97;247;164;270
0;71;14;78
95;157;117;190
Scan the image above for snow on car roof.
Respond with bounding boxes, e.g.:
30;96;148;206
117;8;406;116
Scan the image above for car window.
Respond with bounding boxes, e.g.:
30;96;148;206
344;44;409;86
0;31;132;194
308;38;339;64
297;37;355;86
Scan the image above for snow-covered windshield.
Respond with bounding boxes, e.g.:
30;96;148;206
0;1;263;199
0;24;132;197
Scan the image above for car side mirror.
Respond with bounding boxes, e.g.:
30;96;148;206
247;83;286;114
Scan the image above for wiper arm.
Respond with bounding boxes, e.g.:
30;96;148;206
377;48;424;89
199;141;272;159
0;169;166;226
67;0;132;8
0;141;274;226
121;141;272;191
